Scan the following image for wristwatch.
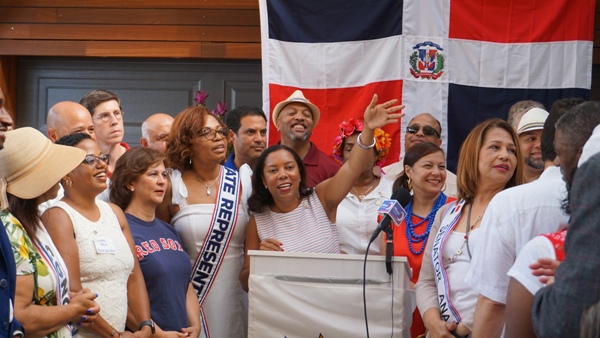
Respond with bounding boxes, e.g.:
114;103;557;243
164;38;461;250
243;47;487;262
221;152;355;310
138;320;155;335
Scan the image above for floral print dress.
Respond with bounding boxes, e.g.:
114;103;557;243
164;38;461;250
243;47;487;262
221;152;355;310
1;211;72;338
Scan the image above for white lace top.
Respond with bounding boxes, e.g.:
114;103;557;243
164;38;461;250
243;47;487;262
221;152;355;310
52;200;133;336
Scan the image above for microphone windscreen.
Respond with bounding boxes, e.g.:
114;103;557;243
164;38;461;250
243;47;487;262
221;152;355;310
391;187;412;208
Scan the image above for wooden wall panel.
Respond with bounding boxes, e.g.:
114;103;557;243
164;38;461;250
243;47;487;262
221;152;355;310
0;8;260;26
0;2;261;59
0;0;258;9
0;56;16;121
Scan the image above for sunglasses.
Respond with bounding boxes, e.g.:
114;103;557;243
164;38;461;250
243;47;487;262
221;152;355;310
406;124;440;138
82;154;111;166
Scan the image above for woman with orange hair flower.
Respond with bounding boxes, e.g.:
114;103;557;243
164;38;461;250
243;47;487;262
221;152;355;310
333;118;394;254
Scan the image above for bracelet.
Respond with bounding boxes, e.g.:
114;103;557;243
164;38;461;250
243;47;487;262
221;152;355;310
356;132;376;150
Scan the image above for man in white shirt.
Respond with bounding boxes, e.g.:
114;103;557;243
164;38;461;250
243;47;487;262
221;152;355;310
466;98;582;337
383;113;457;197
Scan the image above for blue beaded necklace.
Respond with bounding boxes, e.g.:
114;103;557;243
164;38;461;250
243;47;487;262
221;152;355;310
405;192;448;255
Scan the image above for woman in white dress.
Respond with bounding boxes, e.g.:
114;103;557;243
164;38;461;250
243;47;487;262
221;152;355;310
332;117;394;255
157;106;251;338
43;133;153;338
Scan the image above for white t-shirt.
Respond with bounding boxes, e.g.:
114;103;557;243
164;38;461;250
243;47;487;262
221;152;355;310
336;177;393;254
507;236;556;295
464;166;568;303
578;125;600;167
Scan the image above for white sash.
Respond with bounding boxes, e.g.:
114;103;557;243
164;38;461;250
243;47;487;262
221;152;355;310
190;166;240;338
34;227;74;337
431;199;465;324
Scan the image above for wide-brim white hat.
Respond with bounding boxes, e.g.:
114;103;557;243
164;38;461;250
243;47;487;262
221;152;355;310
271;90;321;127
0;127;85;208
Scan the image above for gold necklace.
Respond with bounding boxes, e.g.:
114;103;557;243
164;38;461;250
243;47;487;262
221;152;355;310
351;178;378;201
192;169;221;196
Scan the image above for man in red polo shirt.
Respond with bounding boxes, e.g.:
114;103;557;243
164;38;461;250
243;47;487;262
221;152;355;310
272;90;340;187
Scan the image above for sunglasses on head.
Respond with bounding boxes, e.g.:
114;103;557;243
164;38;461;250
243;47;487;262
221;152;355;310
406;124;440;138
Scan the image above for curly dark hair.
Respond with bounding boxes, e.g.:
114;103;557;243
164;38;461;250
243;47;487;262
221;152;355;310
55;132;92;147
247;145;313;213
166;106;226;171
110;147;166;210
223;105;266;134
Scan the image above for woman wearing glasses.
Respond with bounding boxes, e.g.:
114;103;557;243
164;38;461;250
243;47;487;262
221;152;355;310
156;106;251;338
80;90;129;176
43;133;153;338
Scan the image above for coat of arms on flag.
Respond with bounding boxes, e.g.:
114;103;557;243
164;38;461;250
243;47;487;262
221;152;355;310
260;0;594;171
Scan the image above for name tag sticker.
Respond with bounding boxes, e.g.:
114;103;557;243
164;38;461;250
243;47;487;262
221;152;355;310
94;237;116;254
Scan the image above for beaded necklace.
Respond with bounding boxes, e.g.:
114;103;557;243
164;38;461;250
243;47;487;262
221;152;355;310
405;192;448;255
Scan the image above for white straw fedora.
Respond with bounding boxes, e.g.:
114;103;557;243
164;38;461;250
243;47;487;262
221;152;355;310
271;90;321;127
517;107;549;134
0;127;85;209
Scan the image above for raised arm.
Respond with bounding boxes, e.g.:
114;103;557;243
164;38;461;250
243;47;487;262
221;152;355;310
317;94;404;220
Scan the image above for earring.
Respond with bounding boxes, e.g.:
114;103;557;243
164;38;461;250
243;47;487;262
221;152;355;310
130;187;135;192
442;183;446;192
189;158;192;166
65;179;72;187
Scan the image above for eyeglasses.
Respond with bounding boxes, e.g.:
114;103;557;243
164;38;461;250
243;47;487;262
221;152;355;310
94;111;124;123
82;154;111;167
197;127;229;140
406;124;440;138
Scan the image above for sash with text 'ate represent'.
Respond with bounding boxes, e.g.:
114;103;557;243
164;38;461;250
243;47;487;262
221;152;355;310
431;199;464;324
190;166;240;338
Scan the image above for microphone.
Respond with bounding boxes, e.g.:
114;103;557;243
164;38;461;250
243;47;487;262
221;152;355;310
368;187;410;274
368;187;411;243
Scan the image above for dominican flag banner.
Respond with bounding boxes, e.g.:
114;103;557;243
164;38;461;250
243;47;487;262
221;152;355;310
259;0;594;171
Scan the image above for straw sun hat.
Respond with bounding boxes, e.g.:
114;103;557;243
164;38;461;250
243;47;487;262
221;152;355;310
0;127;85;210
271;90;321;127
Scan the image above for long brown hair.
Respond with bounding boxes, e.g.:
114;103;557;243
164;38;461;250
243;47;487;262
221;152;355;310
8;193;42;242
456;118;523;203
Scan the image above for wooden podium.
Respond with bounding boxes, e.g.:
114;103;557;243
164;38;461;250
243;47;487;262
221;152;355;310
248;251;415;338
